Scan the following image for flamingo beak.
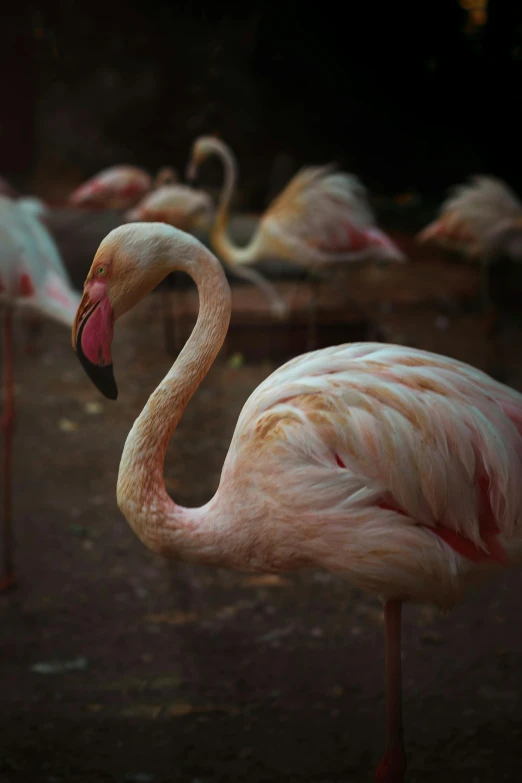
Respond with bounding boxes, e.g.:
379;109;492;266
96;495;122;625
72;284;118;400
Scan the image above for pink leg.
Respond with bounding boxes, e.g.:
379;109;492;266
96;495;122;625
375;600;406;783
1;310;16;593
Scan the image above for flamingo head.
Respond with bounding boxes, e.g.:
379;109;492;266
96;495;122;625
72;222;182;399
186;135;222;183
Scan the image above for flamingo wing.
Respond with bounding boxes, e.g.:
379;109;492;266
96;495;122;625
259;166;403;263
12;200;81;326
419;176;522;257
69;165;151;209
226;343;522;567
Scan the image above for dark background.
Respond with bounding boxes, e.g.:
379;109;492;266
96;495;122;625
1;1;521;203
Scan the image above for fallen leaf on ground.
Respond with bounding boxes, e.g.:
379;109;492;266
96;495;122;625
84;401;103;415
145;611;197;625
227;352;244;369
243;574;289;587
58;418;78;432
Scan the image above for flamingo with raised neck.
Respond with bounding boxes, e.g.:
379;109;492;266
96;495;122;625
187;135;405;334
73;222;522;783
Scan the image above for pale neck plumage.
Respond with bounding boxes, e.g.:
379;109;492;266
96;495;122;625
206;139;261;266
116;235;231;562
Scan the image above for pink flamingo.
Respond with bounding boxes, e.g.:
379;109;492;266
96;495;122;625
417;176;522;380
0;195;81;592
417;175;522;308
72;222;522;783
187;136;406;341
125;182;213;231
68;164;178;211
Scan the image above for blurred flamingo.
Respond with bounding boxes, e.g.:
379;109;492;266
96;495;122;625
0;195;81;592
74;222;522;783
125;182;214;354
125;182;213;230
417;175;522;301
187;136;405;345
68;164;178;211
417;175;522;379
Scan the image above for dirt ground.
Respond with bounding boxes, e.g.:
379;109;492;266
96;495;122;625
2;250;522;783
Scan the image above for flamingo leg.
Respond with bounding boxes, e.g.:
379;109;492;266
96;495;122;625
1;309;16;592
375;600;406;783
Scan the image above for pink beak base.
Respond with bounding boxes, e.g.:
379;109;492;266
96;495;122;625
73;287;118;400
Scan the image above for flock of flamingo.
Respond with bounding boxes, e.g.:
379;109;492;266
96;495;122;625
3;139;522;782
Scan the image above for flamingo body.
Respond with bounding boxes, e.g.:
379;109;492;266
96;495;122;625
418;175;522;260
1;195;80;591
1;196;80;325
73;223;522;781
417;176;522;381
182;341;519;607
259;164;405;266
125;183;213;232
68;165;178;211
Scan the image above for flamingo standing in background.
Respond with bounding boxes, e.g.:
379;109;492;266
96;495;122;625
0;182;43;349
125;182;213;230
0;176;18;198
73;222;522;783
68;164;178;211
417;175;522;379
68;163;179;355
125;182;214;354
187;136;406;345
0;196;81;592
417;175;522;305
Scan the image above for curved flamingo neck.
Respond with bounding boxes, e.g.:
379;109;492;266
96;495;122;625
117;235;231;562
204;140;258;266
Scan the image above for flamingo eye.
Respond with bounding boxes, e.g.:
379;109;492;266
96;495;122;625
97;266;107;277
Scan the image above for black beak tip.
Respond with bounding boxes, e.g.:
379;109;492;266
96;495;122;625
89;363;118;400
75;346;118;400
